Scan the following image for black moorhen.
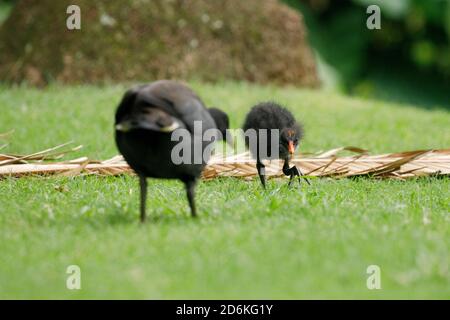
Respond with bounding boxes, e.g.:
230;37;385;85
208;107;231;143
242;101;310;189
115;80;229;222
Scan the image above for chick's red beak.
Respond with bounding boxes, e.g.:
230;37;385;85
288;141;295;155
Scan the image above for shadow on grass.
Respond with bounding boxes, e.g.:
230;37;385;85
83;205;199;229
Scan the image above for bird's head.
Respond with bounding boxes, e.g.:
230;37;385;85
208;107;233;146
280;127;301;158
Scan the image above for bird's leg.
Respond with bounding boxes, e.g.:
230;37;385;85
283;159;311;187
139;175;148;223
293;165;311;186
256;159;266;189
282;159;295;187
184;179;197;218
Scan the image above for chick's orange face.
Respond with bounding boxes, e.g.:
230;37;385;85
280;128;299;156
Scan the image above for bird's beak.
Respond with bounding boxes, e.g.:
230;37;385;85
288;141;295;155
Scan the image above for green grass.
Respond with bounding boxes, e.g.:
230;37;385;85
0;82;449;299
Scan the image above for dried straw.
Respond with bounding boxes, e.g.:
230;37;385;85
0;143;448;180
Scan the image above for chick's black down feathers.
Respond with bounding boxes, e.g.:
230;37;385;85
243;102;302;137
242;101;309;189
243;102;303;160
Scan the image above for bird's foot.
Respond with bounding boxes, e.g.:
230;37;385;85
287;165;310;188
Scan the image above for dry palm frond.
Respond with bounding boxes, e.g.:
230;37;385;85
0;145;449;180
204;149;450;180
0;142;82;165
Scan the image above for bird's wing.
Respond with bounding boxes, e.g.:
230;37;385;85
138;80;215;133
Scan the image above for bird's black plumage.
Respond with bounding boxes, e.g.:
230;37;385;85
208;107;232;145
115;80;227;222
243;102;309;188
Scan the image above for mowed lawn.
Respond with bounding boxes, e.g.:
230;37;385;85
0;82;449;299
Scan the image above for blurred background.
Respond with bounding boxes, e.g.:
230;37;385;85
286;0;450;108
0;0;449;108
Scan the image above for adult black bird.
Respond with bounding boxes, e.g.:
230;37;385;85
115;80;230;222
208;107;231;143
242;101;310;189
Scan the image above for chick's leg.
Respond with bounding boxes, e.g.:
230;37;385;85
282;160;295;187
256;159;266;189
283;159;311;187
291;165;311;186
